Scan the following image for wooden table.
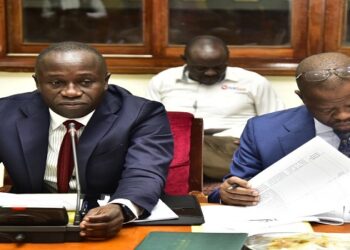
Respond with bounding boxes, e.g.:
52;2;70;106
0;222;349;250
0;224;189;250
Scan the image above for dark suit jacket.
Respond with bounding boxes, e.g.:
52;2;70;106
0;84;174;214
209;106;316;202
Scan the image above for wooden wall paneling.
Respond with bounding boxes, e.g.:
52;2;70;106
307;0;326;55
0;0;6;57
324;0;346;52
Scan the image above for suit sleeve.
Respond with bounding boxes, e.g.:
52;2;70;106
208;117;264;203
110;101;173;215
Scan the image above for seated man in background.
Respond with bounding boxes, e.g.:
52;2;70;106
209;52;350;204
0;41;173;240
146;35;284;182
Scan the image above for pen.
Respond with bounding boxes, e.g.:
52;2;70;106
227;178;251;190
227;183;239;190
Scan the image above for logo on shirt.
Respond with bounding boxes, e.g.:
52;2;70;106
221;84;246;91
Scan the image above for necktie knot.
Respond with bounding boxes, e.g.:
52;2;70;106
63;120;83;131
334;130;350;157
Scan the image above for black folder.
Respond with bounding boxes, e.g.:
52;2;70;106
135;194;205;225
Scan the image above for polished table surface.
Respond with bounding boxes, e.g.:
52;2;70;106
0;224;190;250
0;196;349;249
0;221;349;249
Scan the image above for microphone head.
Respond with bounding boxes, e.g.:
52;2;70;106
68;122;76;134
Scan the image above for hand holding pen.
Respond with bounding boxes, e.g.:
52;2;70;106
219;176;260;206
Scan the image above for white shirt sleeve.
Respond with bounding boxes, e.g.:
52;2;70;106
145;75;163;102
253;77;285;115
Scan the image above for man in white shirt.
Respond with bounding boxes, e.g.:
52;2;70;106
146;35;284;180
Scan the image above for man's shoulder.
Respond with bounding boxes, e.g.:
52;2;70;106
0;91;39;106
0;91;41;116
225;67;267;83
226;67;263;76
252;106;309;123
153;66;184;78
107;84;162;107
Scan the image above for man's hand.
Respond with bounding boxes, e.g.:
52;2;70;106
219;176;259;206
79;203;124;240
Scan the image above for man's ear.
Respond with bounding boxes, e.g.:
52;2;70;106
32;74;40;91
295;90;303;100
104;73;111;90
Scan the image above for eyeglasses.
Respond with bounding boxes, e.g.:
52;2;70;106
296;66;350;82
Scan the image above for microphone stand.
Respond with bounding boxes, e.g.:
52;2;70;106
68;122;82;226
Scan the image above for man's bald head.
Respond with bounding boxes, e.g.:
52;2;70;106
182;36;229;85
296;52;350;91
183;35;229;62
294;52;350;133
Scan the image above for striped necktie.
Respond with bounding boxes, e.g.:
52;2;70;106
334;131;350;158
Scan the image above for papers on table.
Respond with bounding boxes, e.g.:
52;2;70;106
0;193;178;223
97;196;179;223
196;136;350;234
193;205;313;236
0;193;77;209
133;199;179;223
249;136;350;220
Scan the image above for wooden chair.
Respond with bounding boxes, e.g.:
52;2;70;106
164;112;204;196
0;168;11;192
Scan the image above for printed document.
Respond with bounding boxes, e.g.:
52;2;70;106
248;136;350;220
196;136;350;234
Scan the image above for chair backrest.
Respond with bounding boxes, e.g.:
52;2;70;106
164;112;203;195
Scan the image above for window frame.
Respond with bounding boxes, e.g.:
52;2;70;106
0;0;340;76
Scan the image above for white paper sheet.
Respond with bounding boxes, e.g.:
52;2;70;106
0;193;77;209
97;196;178;223
249;136;350;220
133;199;179;223
196;137;350;234
193;205;313;235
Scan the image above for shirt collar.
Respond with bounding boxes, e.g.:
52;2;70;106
314;118;333;135
176;65;238;84
49;109;95;130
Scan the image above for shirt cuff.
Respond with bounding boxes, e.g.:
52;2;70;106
109;198;143;223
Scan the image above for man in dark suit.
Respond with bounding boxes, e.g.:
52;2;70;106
209;52;350;205
0;41;173;240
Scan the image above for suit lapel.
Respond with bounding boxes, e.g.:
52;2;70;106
279;106;316;155
17;95;50;192
77;92;121;191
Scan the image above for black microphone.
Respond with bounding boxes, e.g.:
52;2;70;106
68;122;82;226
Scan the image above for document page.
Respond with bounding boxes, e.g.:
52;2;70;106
194;137;350;234
0;193;77;209
97;196;178;223
193;205;313;235
249;136;350;219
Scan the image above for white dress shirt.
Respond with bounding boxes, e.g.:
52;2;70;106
314;118;340;148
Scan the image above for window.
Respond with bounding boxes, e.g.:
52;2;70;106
0;0;346;75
